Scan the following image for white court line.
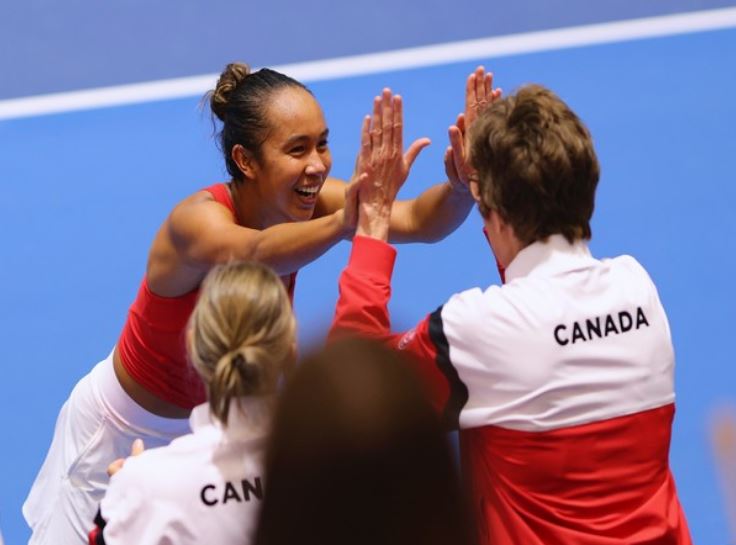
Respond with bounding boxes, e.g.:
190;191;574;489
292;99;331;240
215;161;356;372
2;6;735;121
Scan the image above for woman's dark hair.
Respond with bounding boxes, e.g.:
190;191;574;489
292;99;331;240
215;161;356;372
207;62;309;181
254;338;476;545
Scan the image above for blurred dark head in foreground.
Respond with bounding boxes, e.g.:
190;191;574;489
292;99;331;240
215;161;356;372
254;337;475;545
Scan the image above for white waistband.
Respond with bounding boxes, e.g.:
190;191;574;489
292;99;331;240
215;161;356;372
91;349;191;438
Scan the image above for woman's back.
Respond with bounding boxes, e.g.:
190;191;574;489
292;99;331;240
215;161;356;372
100;398;269;544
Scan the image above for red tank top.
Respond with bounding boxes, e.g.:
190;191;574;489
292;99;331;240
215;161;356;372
117;183;297;409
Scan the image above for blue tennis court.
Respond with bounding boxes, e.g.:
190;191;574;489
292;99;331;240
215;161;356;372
1;3;735;543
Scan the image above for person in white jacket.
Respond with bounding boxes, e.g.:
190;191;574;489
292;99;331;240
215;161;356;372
330;82;692;544
89;260;296;545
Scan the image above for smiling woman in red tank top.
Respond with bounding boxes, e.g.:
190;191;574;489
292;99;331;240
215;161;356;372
23;61;486;545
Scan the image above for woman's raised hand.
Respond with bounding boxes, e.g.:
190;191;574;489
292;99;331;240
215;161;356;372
355;88;430;241
445;66;502;191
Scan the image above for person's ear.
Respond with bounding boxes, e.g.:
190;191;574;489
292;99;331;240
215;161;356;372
231;144;257;180
470;179;492;219
469;179;481;203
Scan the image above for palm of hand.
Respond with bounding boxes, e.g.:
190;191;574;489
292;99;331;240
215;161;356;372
445;66;502;188
356;89;429;210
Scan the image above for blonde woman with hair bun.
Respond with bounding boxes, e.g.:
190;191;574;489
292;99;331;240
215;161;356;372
88;261;295;545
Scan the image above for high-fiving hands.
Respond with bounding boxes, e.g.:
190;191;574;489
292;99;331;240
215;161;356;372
348;70;500;241
445;66;502;191
354;88;430;241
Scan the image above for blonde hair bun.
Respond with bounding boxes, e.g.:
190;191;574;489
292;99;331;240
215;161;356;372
187;261;296;426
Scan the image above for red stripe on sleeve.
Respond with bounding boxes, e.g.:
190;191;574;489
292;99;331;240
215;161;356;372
330;236;452;414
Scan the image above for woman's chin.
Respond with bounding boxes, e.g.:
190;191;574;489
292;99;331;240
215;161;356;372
288;199;319;221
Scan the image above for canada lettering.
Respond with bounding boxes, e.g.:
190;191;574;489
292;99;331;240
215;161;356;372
201;477;264;506
554;307;649;346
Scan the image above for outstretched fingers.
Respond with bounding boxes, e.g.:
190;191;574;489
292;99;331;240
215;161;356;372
465;69;477;115
371;95;382;151
475;66;487;105
381;88;394;151
404;137;431;171
447;122;476;192
358;88;429;205
487;71;502;104
448;124;464;158
456;112;466;135
392;94;403;156
360;114;372;169
466;67;489;110
444;145;459;183
448;125;466;178
343;172;365;231
465;66;502;129
483;71;493;99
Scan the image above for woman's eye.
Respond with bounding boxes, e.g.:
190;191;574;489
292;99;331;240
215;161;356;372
317;140;329;150
289;146;306;155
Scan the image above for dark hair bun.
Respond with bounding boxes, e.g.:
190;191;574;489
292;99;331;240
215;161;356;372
210;62;251;122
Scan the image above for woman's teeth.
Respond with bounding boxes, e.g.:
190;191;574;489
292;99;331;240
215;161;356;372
295;186;319;197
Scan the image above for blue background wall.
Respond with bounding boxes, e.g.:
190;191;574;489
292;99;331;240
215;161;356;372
1;2;735;543
2;0;735;98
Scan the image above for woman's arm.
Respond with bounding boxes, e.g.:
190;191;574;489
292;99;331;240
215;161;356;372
317;176;473;244
388;181;473;243
167;182;359;277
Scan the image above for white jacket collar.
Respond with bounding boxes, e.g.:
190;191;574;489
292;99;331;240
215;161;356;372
189;396;272;441
504;234;595;283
